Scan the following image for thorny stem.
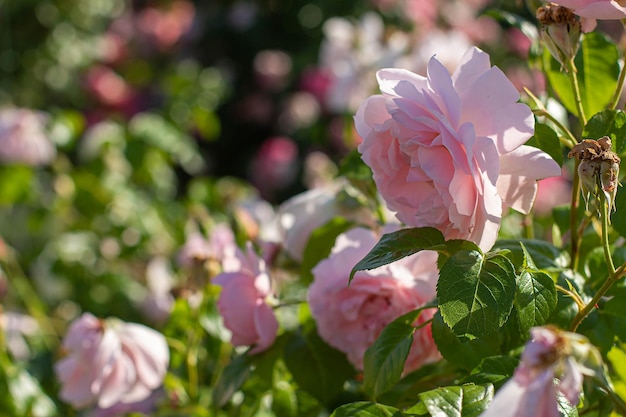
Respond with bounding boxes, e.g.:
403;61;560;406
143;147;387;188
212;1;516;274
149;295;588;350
570;193;620;332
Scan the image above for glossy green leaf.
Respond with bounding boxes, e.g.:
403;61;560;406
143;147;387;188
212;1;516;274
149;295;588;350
494;239;568;269
405;384;493;417
431;311;502;370
544;32;619;118
363;309;428;400
466;356;518;389
515;244;558;333
349;227;446;283
437;251;516;338
330;402;406;417
583;109;626;157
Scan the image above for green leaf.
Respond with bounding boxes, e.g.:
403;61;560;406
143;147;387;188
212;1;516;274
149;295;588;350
611;186;626;238
466;356;518;389
363;308;429;400
301;217;354;285
0;364;57;417
330;402;406;417
437;240;482;270
431;311;502;370
211;354;254;407
437;251;516;338
582;109;626;157
515;244;558;333
526;123;563;166
494;239;568;269
283;328;355;405
349;227;446;283
408;384;493;417
544;32;619;117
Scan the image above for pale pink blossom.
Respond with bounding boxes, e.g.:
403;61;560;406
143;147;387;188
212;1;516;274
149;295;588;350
177;223;236;267
55;313;169;410
480;326;594;417
308;227;441;372
355;47;561;251
277;182;377;262
0;108;55;166
550;0;626;31
213;243;278;354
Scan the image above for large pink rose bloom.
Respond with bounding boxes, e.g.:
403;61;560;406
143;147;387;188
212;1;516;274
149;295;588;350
550;0;626;30
213;243;279;354
55;313;169;410
355;47;561;251
308;227;441;372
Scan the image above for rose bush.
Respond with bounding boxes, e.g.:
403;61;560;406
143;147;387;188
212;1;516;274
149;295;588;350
308;226;440;372
355;46;561;251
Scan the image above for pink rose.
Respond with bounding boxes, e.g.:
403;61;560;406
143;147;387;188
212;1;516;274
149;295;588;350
55;313;169;410
550;0;626;31
0;108;56;166
355;47;561;251
308;227;441;372
213;243;279;354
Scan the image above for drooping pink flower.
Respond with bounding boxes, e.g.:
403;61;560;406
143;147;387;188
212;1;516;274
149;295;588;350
549;0;626;31
55;313;169;410
308;227;441;372
355;47;561;251
213;243;278;354
177;223;237;267
480;326;594;417
0;108;56;166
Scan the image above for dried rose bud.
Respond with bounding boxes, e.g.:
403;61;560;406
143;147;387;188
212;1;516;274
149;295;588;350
569;136;621;214
600;160;620;212
537;3;581;70
578;159;600;209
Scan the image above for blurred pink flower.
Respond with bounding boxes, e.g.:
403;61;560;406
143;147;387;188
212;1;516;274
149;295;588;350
308;227;441;372
137;0;195;50
534;168;572;215
355;47;561;251
177;223;236;267
480;326;592;417
213;243;278;354
87;389;163;417
550;0;626;31
0;108;55;166
85;66;135;108
249;136;298;198
277;182;377;262
55;313;169;410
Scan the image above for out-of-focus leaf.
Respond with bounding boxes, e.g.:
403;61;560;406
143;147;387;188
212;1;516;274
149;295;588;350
128;112;205;174
301;217;354;285
283;328;355;406
211;354;254;408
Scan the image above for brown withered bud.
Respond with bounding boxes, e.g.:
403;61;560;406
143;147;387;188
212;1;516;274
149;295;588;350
569;136;621;213
537;3;581;71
